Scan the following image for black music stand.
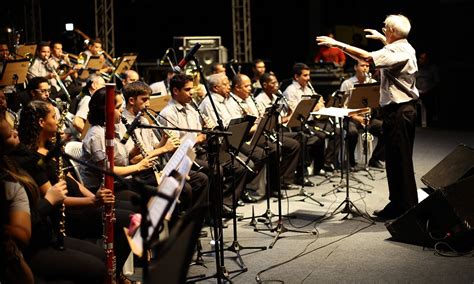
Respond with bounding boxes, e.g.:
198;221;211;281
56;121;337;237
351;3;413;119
312;107;374;223
255;98;317;249
240;108;279;228
285;97;323;206
219;116;267;273
315;91;347;187
0;59;29;86
348;83;383;180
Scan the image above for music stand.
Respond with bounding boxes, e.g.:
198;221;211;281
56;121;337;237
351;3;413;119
79;56;105;80
347;83;383;179
240;108;279;227
312;107;374;223
0;59;29;86
219;116;267;273
148;95;171;120
15;44;36;58
114;54;138;74
285;97;323;206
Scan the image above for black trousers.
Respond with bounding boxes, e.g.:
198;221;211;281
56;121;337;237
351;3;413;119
382;100;418;211
29;237;106;283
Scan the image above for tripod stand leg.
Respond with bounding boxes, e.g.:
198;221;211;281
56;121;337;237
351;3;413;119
268;222;317;249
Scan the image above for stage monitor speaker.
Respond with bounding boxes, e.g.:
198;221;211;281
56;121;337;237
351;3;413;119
386;175;474;251
421;144;474;190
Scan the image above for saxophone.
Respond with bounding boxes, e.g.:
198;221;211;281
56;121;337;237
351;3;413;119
53;100;70;250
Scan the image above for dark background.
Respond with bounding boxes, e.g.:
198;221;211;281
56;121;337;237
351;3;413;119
1;0;473;129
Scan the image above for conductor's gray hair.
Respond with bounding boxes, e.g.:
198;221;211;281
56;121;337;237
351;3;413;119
384;14;411;38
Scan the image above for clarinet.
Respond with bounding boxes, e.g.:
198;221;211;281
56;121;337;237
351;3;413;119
53;100;69;251
120;115;162;175
190;99;216;130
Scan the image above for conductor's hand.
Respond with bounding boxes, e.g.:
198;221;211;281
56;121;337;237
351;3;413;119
364;29;387;44
95;187;115;206
316;36;340;48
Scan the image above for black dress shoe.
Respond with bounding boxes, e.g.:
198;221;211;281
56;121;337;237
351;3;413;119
323;163;335;172
281;183;300;190
373;203;402;220
369;159;385;169
222;205;243;219
295;178;315;187
241;191;258;203
237;200;245;206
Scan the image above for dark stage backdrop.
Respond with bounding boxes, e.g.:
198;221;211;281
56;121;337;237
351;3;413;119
1;0;473;129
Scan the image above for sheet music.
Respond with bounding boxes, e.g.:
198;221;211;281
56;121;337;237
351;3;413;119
130;176;180;256
311;107;370;118
127;133;196;257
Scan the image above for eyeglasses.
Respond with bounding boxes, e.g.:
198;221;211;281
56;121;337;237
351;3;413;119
35;89;51;94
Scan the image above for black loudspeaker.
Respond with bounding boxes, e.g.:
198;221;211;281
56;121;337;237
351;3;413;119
191;48;221;75
421;144;474;190
386;171;474;251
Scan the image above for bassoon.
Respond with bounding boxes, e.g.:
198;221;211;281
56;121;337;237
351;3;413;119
104;84;117;283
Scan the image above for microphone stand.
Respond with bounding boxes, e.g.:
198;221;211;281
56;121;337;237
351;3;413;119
186;55;242;283
255;95;317;249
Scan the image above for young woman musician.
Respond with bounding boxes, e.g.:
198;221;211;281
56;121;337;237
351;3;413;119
14;100;133;280
1;107;107;283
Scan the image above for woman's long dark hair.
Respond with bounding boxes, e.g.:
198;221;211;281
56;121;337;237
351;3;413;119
0;109;39;205
18;101;51;151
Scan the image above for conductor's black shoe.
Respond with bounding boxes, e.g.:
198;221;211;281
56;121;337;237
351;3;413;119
237;200;245;207
373;203;402;220
241;191;259;203
295;178;315;187
369;159;385;169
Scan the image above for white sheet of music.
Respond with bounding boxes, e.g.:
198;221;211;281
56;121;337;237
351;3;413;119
128;133;196;257
311;107;368;118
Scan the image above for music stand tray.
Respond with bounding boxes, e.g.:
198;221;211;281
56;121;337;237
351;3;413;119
220;116;256;163
286;97;318;129
114;53;138;75
249;108;276;149
0;59;30;86
149;95;171;114
347;83;380;109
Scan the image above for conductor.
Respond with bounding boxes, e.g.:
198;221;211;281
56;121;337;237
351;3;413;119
316;14;419;220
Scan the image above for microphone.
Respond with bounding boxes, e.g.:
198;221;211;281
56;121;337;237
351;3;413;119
173;43;202;73
158;48;171;66
120;111;142;144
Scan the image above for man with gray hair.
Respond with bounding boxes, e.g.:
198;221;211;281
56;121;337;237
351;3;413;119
317;14;419;220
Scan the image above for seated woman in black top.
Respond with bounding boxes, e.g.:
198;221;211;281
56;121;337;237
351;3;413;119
1;107;106;283
15;100;133;279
